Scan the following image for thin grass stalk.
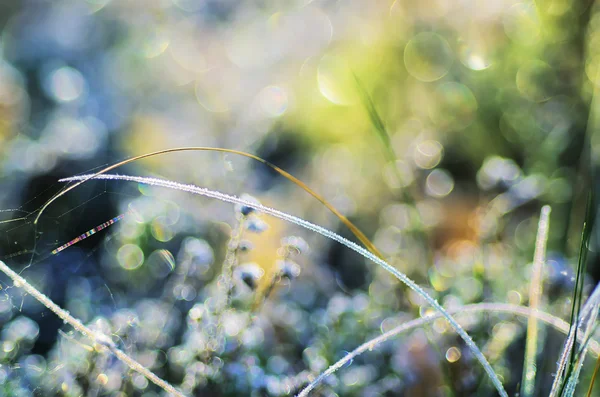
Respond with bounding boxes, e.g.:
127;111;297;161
586;352;600;397
60;173;509;397
550;281;600;397
551;193;595;396
352;74;394;163
218;218;245;314
569;194;594;368
521;205;551;397
584;60;600;395
297;302;600;397
579;54;600;396
209;217;246;356
563;310;599;396
0;260;184;397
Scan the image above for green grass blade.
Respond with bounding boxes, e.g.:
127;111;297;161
552;191;595;396
568;193;594;367
521;205;551;397
353;73;396;163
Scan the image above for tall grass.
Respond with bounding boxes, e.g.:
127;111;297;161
3;147;596;396
551;192;595;397
298;302;600;396
521;205;551;397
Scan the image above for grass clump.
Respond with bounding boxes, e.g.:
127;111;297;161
0;142;597;396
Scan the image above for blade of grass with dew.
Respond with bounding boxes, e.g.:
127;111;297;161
0;216;28;225
571;192;595;367
297;302;600;397
353;73;460;394
584;61;600;397
574;58;599;394
553;191;595;396
33;147;383;259
563;309;599;396
60;173;509;397
550;280;600;397
0;260;185;397
556;287;600;397
520;205;551;397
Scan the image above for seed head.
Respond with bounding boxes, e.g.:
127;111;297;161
236;194;261;216
281;236;309;255
235;262;264;290
277;259;301;280
246;218;269;234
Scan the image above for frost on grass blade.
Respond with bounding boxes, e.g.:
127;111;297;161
298;302;600;396
0;260;185;397
521;205;551;397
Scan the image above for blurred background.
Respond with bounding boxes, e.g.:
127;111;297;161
0;0;599;396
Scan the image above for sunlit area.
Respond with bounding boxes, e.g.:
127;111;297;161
0;0;599;396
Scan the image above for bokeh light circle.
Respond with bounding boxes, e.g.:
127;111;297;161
414;140;444;169
259;85;288;117
503;2;541;45
151;216;175;242
446;347;462;363
117;244;144;270
317;54;357;105
426;169;454;198
47;67;86;102
516;60;555;102
404;33;453;82
429;82;478;131
141;30;170;59
458;39;492;71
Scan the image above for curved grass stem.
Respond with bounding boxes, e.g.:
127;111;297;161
35;147;383;259
297;302;600;396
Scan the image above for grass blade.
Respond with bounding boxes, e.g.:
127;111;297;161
353;73;395;163
552;191;595;396
298;302;600;396
33;147;384;259
0;260;184;397
563;309;599;396
550;281;600;397
521;205;551;397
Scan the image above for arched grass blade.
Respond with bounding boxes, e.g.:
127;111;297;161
298;302;600;397
34;147;383;259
